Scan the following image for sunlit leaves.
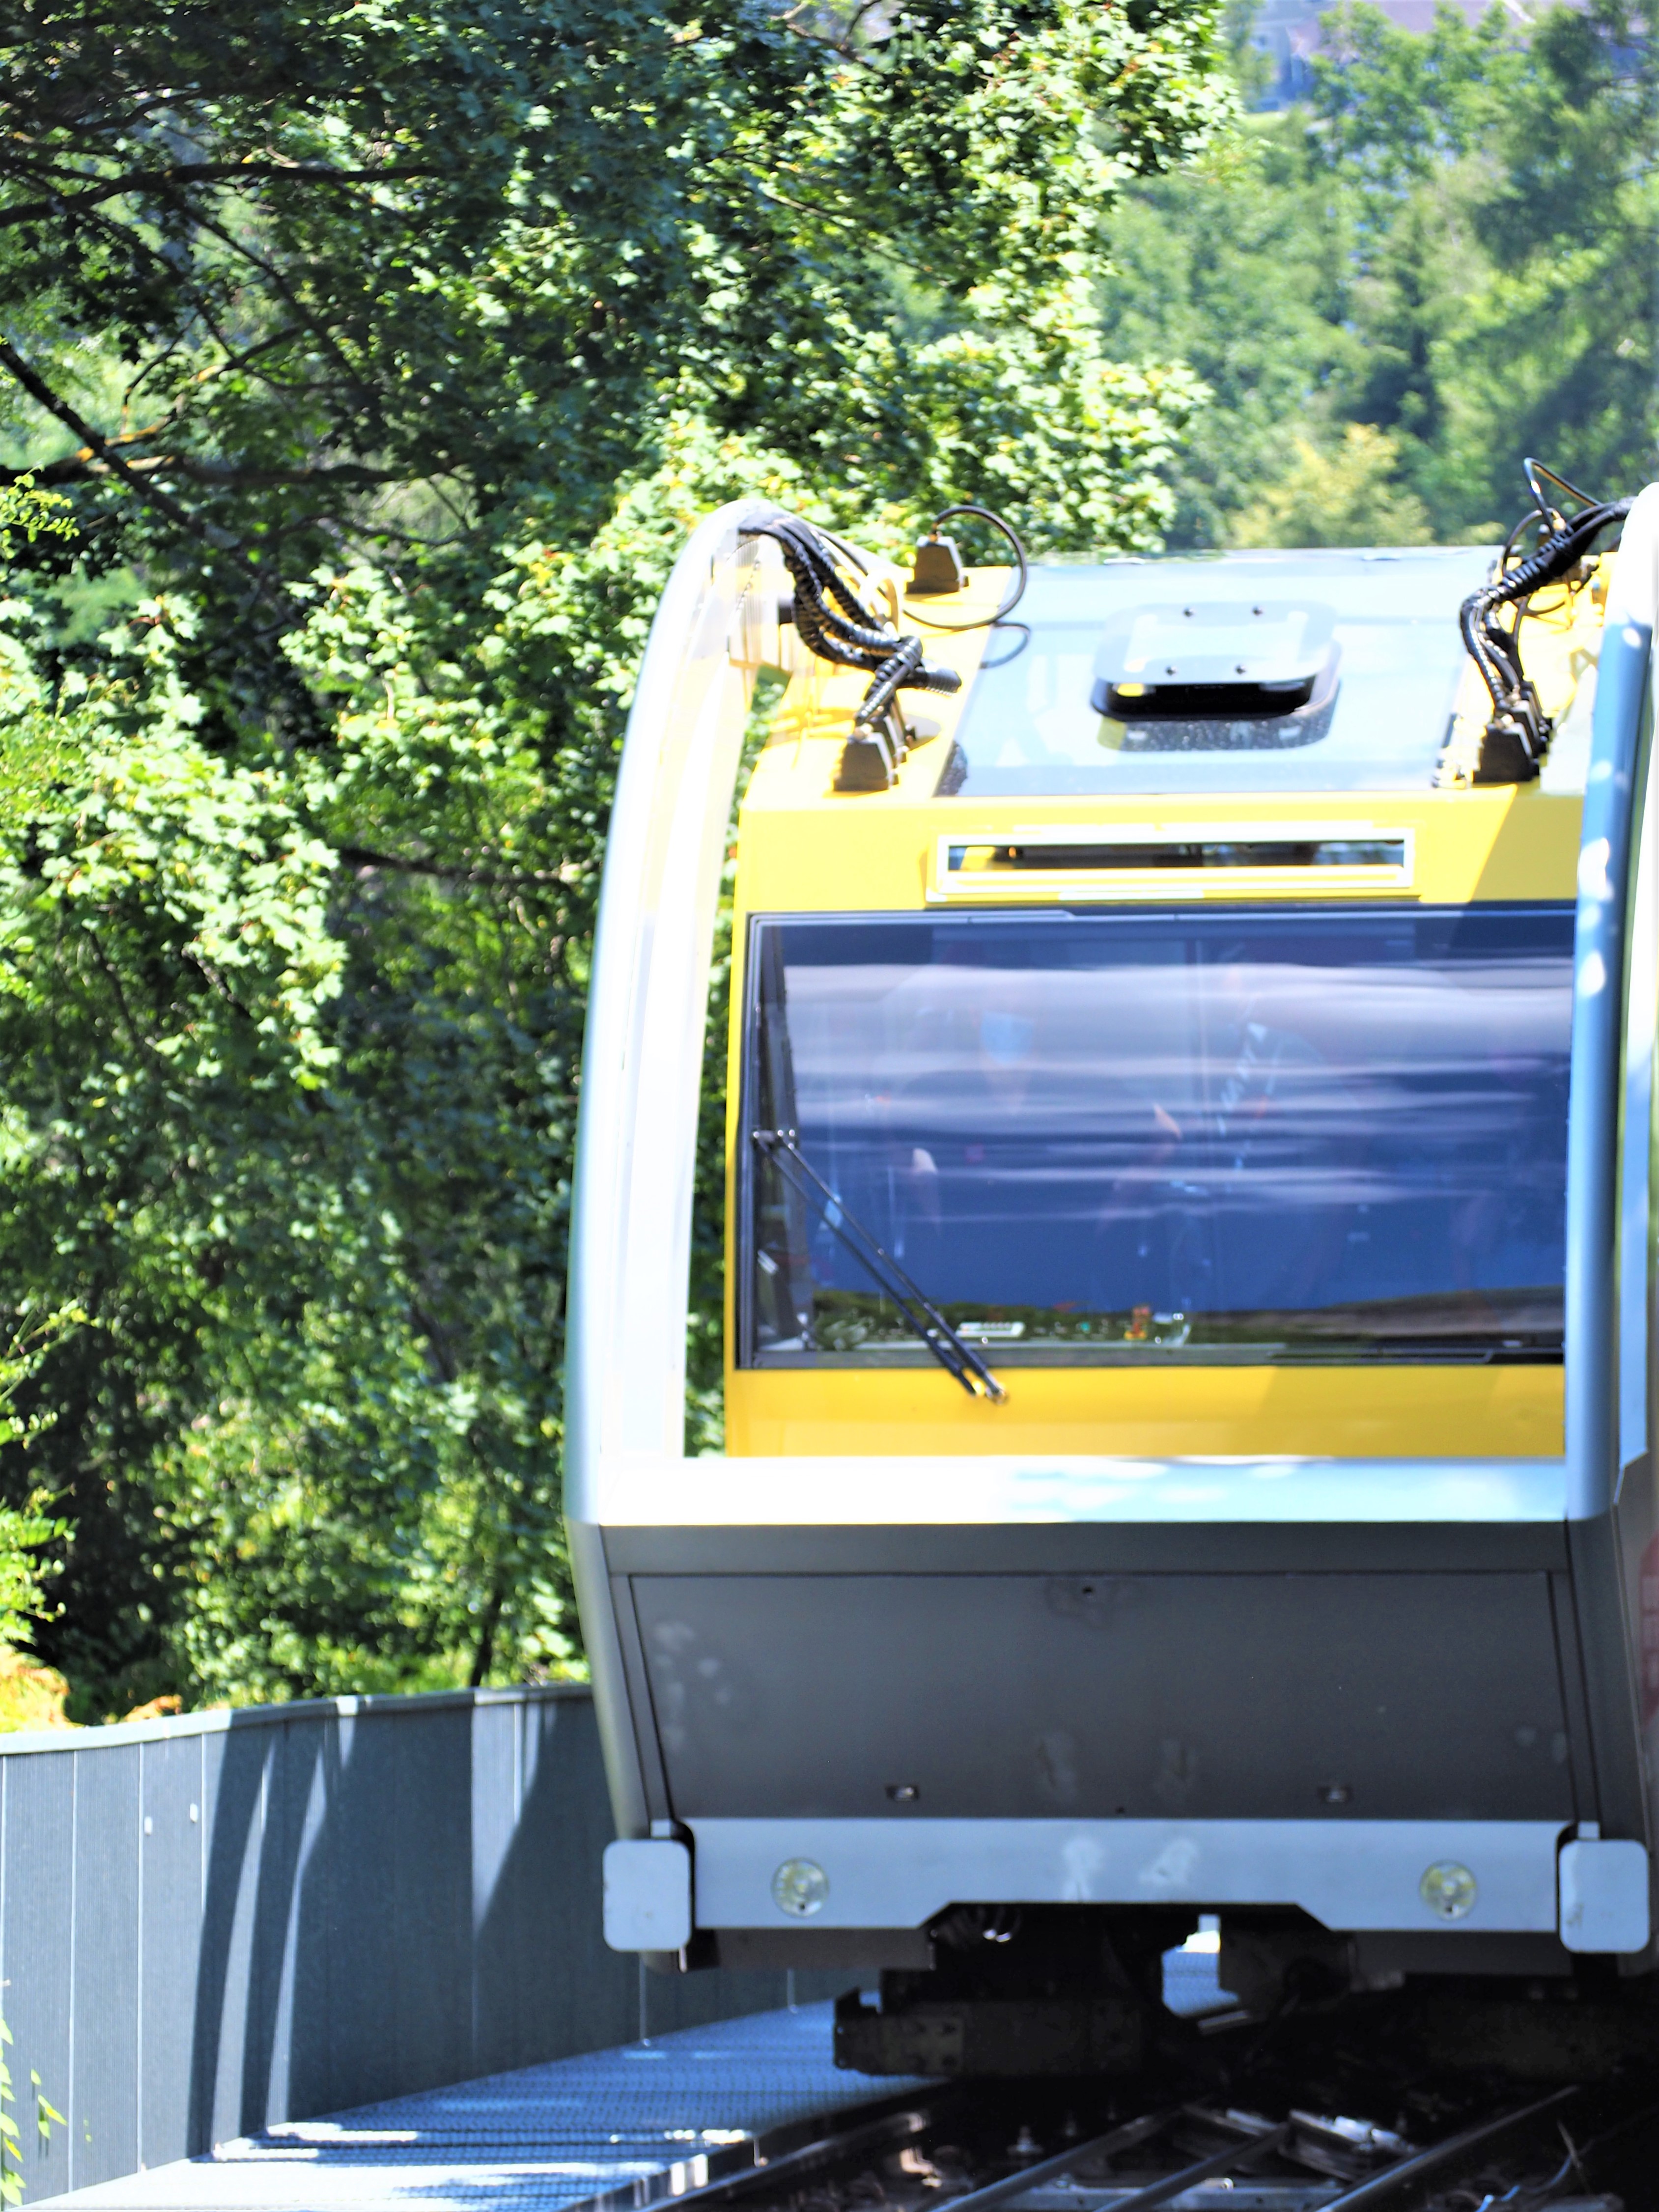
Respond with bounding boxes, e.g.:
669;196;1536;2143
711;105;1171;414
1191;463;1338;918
0;0;1229;1710
1102;0;1658;548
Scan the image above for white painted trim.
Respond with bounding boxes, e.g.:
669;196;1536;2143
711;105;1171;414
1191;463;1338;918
561;500;791;1836
1569;483;1659;1516
565;501;787;1506
688;1815;1566;1935
1618;691;1656;1479
0;1682;589;1760
596;1453;1567;1527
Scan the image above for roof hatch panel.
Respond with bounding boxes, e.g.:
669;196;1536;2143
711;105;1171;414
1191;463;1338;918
944;547;1494;797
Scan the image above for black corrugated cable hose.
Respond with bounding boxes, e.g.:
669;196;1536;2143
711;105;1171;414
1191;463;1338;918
745;513;894;670
1460;488;1633;780
745;513;960;784
854;635;932;731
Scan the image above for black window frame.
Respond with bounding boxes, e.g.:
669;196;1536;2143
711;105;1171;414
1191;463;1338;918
734;902;1575;1372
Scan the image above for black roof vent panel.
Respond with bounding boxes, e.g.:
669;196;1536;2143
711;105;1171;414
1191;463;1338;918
1091;600;1341;732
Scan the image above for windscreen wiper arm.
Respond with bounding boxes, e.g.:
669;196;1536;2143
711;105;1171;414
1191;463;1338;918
752;1128;1007;1402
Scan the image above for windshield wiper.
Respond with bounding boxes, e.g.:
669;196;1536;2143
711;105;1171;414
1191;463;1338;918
752;1129;1007;1402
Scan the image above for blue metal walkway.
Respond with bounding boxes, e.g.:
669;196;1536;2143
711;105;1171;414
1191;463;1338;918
41;1956;1228;2212
38;2004;898;2212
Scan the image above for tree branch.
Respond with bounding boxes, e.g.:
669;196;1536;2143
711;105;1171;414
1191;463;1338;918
0;157;435;231
120;322;306;418
778;0;885;60
172;201;380;423
0;341;281;598
0;341;202;537
339;843;563;890
0;453;397;492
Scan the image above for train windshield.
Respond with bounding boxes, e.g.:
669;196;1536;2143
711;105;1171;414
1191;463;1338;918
742;905;1573;1366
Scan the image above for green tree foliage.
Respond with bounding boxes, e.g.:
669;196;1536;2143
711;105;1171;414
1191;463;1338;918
0;2003;63;2207
0;1;1231;1710
0;480;73;558
1232;423;1431;547
0;493;79;1658
0;1306;77;1657
1101;0;1658;547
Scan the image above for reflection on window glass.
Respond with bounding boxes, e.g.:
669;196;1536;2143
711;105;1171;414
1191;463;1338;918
743;906;1572;1365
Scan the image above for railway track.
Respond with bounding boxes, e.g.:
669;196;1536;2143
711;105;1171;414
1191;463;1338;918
592;2056;1650;2212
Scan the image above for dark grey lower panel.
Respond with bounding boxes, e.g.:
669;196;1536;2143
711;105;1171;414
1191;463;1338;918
630;1570;1575;1824
713;1927;932;1970
1350;1931;1575;1978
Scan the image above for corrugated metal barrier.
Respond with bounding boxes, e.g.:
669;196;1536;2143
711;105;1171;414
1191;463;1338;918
0;1686;838;2201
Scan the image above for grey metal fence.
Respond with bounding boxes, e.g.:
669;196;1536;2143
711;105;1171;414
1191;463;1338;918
0;1686;841;2202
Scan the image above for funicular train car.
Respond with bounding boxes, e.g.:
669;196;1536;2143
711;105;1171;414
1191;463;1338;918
568;469;1659;2072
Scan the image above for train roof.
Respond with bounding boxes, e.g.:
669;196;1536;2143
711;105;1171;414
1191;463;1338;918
946;546;1498;799
739;539;1604;909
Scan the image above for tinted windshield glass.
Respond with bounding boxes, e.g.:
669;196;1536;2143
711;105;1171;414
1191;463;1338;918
743;906;1572;1365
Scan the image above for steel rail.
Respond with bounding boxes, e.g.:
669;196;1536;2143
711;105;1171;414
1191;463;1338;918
559;2087;950;2212
558;2072;1580;2212
929;2089;1580;2212
659;2093;947;2212
929;2110;1180;2212
1318;2085;1579;2210
1096;2122;1293;2212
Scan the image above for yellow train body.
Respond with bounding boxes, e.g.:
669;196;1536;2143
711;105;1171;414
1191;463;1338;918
573;488;1659;1983
724;560;1605;1460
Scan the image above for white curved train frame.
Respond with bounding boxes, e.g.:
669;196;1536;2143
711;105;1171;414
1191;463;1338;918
569;496;1659;1960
